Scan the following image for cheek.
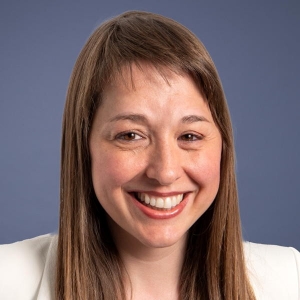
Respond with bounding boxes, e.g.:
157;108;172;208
189;150;221;191
91;149;141;190
190;158;221;217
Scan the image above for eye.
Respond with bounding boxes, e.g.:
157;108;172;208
179;133;203;141
116;131;143;141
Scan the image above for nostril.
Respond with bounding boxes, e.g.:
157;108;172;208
145;165;182;186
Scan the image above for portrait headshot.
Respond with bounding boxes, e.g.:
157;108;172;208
0;1;299;299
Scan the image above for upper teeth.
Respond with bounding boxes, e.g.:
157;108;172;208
137;193;184;209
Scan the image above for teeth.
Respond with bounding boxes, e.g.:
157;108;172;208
172;197;177;207
137;193;184;210
156;198;164;208
164;197;171;209
145;194;150;204
150;197;156;206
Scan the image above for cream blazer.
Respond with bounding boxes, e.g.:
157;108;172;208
0;234;299;299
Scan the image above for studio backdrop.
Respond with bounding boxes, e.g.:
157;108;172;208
0;0;299;249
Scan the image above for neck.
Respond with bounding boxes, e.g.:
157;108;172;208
111;224;187;300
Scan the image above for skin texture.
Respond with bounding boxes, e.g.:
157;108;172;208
89;63;222;298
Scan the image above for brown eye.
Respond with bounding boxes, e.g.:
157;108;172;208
179;133;202;141
116;132;143;141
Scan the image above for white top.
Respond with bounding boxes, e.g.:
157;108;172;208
0;234;299;299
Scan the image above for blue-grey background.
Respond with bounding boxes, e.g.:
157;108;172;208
0;1;299;249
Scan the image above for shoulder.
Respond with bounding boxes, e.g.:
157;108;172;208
244;242;300;300
0;234;57;300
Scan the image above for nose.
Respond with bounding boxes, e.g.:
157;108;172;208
145;140;182;186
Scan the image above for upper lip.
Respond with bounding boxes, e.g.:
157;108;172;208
129;191;189;197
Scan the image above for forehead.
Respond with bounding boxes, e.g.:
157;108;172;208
105;62;201;96
100;63;208;114
94;62;215;127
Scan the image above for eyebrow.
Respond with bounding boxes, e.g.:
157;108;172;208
108;113;209;124
181;115;210;123
109;113;148;123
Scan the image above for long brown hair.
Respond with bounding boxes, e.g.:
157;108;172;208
57;11;256;300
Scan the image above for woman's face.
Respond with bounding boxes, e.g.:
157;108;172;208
89;63;222;250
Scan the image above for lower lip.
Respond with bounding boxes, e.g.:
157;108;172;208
130;193;189;219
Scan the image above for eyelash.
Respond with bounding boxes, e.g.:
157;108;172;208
178;133;203;142
115;131;144;141
115;131;203;142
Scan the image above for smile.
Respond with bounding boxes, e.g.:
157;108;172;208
136;192;184;210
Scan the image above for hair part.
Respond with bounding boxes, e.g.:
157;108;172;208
57;10;255;300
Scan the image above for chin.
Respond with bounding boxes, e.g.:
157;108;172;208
137;230;188;249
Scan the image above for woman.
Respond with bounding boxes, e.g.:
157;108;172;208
0;11;299;300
